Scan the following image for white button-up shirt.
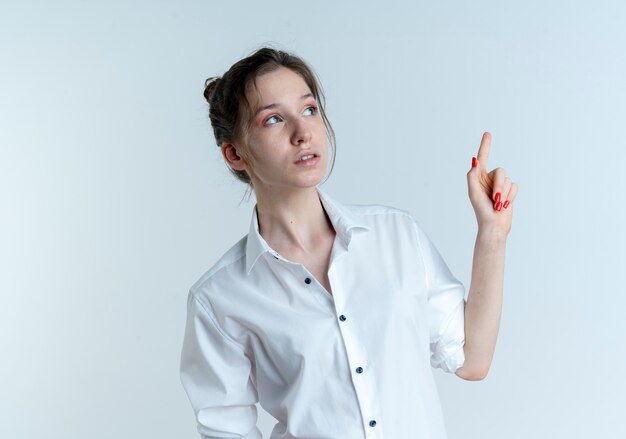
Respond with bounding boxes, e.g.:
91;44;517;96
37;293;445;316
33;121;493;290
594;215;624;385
180;186;466;439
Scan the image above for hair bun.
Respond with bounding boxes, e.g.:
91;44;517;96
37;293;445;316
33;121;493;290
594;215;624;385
203;76;220;103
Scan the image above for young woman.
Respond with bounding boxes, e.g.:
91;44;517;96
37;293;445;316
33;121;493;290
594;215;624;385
180;47;518;439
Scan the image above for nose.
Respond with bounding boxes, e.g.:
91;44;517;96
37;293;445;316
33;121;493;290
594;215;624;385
290;118;312;146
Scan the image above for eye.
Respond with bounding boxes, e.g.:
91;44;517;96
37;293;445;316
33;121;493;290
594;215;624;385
264;115;282;126
304;106;317;116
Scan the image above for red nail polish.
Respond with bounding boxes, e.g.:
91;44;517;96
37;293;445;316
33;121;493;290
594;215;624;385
494;192;501;203
472;157;477;168
503;200;510;209
495;201;502;211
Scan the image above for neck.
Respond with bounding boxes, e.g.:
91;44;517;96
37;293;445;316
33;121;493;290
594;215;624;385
254;186;334;254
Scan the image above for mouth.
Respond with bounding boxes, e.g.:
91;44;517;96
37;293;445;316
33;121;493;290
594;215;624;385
294;152;320;166
296;153;317;162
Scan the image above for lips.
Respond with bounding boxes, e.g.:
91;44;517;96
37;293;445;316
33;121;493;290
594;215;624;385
295;151;318;163
294;153;321;167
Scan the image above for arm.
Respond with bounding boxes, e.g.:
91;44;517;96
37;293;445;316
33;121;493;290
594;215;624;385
180;293;262;439
455;132;519;381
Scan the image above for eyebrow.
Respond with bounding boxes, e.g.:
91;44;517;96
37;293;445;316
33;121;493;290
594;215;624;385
254;93;314;117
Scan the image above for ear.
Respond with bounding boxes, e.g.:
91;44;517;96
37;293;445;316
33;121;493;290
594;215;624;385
221;142;248;171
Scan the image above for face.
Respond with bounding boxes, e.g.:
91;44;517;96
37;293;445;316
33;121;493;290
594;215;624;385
230;67;328;194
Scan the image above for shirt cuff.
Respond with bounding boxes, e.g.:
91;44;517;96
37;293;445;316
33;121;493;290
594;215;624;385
431;340;466;374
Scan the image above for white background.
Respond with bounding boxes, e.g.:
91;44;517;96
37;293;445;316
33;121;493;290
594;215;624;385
2;1;625;438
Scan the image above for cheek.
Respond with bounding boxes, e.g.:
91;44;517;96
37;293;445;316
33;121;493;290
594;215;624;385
316;121;326;133
236;142;263;172
313;120;328;140
245;140;278;169
235;141;253;161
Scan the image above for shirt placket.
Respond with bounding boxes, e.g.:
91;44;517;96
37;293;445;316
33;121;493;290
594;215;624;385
327;238;385;439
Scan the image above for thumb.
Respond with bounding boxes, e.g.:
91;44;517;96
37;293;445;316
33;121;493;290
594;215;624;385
467;156;480;182
466;156;484;201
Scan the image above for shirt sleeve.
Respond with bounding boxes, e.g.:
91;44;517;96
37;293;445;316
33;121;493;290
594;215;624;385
180;293;262;439
412;218;467;374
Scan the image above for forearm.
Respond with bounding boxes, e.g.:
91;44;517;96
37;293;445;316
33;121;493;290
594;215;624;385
456;226;508;380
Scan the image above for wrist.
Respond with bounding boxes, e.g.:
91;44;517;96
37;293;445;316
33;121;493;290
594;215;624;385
477;225;510;242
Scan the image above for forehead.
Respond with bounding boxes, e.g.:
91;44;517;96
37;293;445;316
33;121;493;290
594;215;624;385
247;67;312;107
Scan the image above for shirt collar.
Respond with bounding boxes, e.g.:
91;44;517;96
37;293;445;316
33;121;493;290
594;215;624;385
245;186;370;274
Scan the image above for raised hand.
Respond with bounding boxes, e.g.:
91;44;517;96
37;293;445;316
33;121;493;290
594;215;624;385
466;132;518;235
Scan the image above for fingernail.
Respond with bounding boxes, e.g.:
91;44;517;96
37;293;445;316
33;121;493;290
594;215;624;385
494;192;501;203
472;157;477;168
503;200;510;209
495;201;502;211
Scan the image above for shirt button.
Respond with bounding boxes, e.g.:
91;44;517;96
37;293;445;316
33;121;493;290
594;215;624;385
304;277;312;284
339;315;347;321
356;367;363;374
369;420;377;427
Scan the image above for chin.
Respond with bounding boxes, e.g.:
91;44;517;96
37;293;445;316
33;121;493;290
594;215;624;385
299;170;327;187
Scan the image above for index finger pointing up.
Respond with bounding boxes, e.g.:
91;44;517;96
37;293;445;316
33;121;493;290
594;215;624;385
476;131;492;168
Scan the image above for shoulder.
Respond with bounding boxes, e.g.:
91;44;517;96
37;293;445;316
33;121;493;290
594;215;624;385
343;201;418;227
189;234;248;301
